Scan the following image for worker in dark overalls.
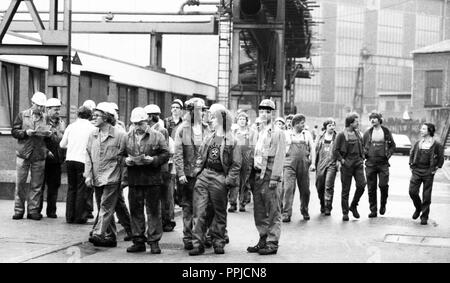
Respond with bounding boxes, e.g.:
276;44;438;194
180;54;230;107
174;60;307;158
315;118;337;216
282;114;315;222
363;112;396;218
333;112;366;221
408;123;444;225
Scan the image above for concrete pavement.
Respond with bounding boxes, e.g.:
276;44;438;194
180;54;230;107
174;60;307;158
1;156;449;263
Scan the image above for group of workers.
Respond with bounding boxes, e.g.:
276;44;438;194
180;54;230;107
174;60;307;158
10;91;445;256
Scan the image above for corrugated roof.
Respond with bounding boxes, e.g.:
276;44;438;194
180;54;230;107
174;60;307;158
411;39;450;55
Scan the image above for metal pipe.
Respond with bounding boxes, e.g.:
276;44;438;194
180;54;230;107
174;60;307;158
179;1;220;14
0;10;216;16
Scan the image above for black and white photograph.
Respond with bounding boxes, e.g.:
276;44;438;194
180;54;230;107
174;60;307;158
0;0;449;269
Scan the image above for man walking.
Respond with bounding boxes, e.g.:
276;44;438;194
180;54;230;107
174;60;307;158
247;99;286;255
282;114;315;222
363;112;396;218
333;112;366;221
174;98;210;250
124;107;169;253
38;98;65;218
408;123;444;225
85;102;127;247
11;92;49;220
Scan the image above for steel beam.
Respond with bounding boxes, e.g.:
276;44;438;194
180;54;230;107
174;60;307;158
0;0;21;43
233;22;284;30
8;19;218;34
0;44;69;56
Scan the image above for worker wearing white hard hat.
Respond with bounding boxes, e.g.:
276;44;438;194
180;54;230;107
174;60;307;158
108;102;126;131
11;91;50;221
123;107;169;254
38;97;66;218
144;104;175;233
85;101;128;247
247;98;286;255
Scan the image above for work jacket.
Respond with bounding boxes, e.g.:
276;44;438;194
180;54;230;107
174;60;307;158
194;132;241;188
44;116;66;164
123;127;169;187
333;128;364;162
409;138;444;172
362;125;396;162
11;108;48;161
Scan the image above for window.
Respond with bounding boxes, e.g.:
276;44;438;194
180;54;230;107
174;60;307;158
425;71;443;107
377;10;404;57
28;67;46;100
118;84;138;125
415;14;441;49
0;63;16;129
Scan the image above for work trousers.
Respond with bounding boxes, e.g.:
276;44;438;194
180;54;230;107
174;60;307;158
228;152;252;208
93;187;132;236
38;162;61;216
282;163;310;218
192;169;228;249
409;168;434;221
92;184;120;240
340;159;366;215
253;168;281;248
315;164;337;210
14;157;45;216
128;185;163;244
66;161;89;223
161;171;175;227
365;163;389;213
179;176;196;245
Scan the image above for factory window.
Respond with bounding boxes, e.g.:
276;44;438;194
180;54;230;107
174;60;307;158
28;67;46;101
377;10;403;57
118;84;138;125
415;14;441;49
0;63;17;129
424;70;443;107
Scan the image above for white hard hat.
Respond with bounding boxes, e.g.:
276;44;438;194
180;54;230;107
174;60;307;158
209;103;226;115
130;107;148;123
259;99;276;110
95;102;115;115
45;98;61;108
31;92;47;106
110;102;119;111
82;100;96;110
144;104;161;114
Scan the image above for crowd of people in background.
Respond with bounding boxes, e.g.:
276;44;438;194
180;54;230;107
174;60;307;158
10;91;445;256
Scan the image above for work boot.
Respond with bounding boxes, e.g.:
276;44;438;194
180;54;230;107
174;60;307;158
86;213;94;219
349;204;360;219
214;246;225;254
368;212;377;218
205;237;212;248
303;212;310;221
163;221;176;232
247;240;266;253
379;205;386;215
12;213;23;220
188;246;205;256
412;209;421;220
184;242;194;250
47;213;57;218
320;206;325;214
228;204;237;213
93;237;117;247
127;243;146;253
239;206;246;212
27;213;42;221
258;244;278;255
149;242;161;254
282;215;291;223
342;214;349;221
324;207;331;216
420;218;428;225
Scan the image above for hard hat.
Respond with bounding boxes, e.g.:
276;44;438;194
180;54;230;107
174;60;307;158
209;103;226;115
110;102;119;111
45;98;61;108
258;99;275;110
144;104;161;114
172;99;184;109
31;92;47;106
95;102;115;115
185;97;205;111
130;107;148;123
275;117;285;124
82;100;96;110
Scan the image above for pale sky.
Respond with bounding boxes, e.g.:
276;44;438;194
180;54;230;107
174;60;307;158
0;0;219;85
